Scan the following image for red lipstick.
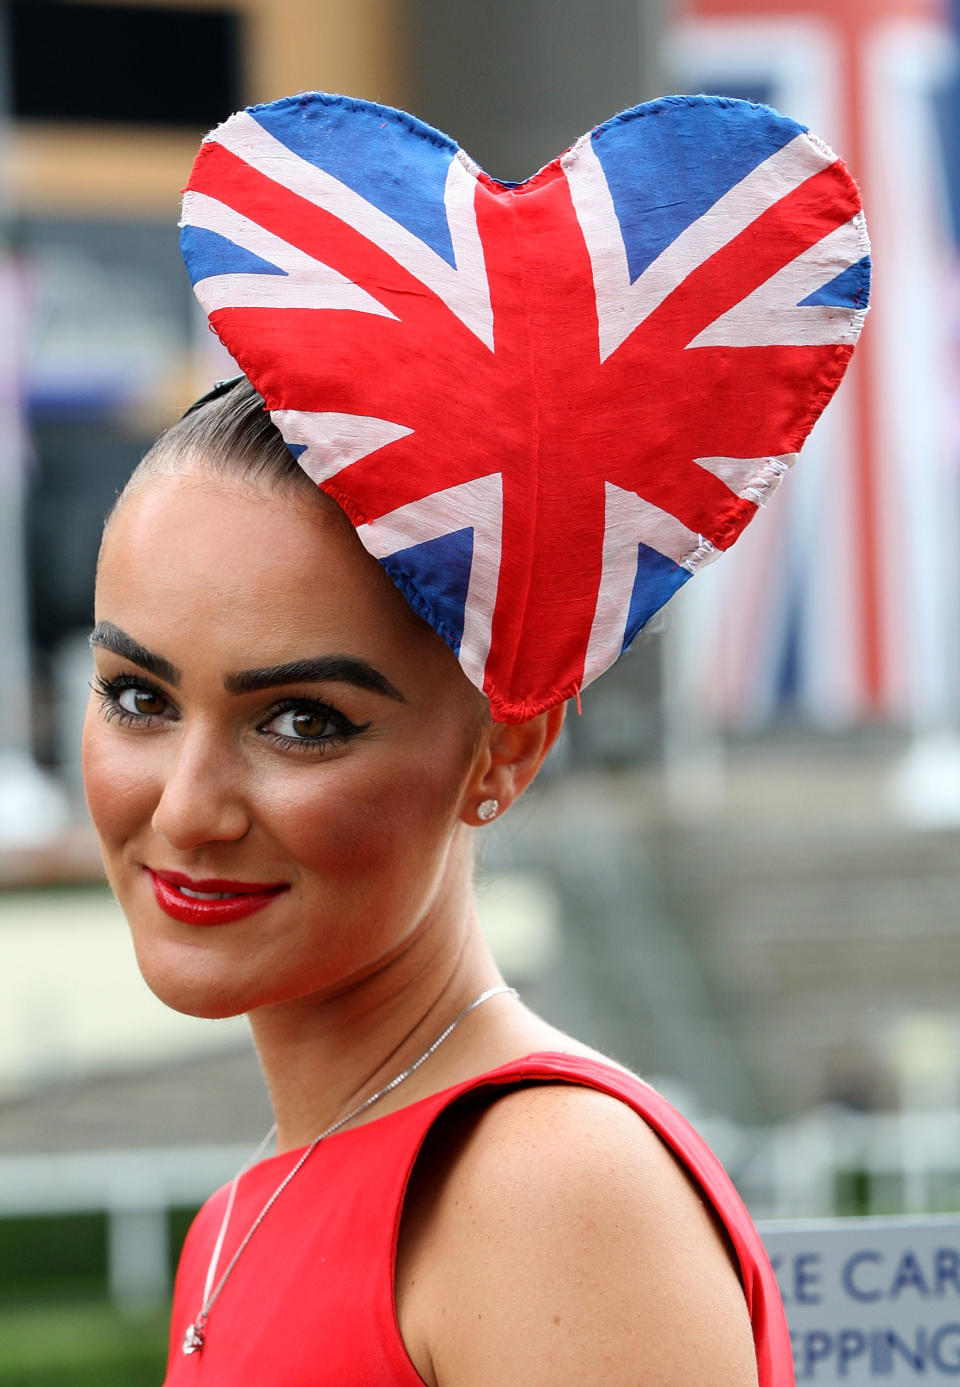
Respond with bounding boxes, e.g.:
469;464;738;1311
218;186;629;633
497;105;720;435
147;868;288;926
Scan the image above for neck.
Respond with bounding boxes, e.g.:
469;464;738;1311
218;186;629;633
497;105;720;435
248;890;505;1152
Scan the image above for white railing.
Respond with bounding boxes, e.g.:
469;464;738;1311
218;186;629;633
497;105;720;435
2;1106;958;1306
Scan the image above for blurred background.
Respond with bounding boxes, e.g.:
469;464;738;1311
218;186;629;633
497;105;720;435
1;0;958;1381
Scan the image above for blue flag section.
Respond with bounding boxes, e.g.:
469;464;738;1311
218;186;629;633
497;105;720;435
935;3;960;248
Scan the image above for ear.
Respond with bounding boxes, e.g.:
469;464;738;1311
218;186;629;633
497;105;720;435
460;703;566;826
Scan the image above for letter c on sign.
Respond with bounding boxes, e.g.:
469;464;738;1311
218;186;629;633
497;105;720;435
843;1250;883;1302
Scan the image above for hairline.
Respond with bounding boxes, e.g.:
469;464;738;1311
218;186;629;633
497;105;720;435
100;379;495;740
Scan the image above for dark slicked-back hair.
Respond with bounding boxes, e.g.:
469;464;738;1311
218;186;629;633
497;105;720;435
121;375;316;502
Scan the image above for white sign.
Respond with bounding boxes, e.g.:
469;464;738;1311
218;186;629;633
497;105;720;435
760;1218;960;1382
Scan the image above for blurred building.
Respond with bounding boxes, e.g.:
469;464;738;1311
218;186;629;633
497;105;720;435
4;1;408;795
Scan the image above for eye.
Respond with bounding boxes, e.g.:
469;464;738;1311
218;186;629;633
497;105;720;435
93;673;177;727
117;686;168;718
259;699;368;753
267;706;337;741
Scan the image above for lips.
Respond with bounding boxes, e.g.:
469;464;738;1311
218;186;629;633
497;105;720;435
147;868;289;926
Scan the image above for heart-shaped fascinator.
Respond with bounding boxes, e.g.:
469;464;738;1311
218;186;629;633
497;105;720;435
180;91;869;722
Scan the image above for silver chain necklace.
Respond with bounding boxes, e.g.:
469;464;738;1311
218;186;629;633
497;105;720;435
182;983;517;1355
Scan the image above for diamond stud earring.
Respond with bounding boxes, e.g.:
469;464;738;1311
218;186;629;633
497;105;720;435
477;799;499;822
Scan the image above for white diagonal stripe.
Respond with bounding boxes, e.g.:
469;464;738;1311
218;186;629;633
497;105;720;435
180;191;395;318
207;112;494;350
272;410;413;483
694;453;798;505
582;483;720;688
442;155;494;349
358;474;503;689
564;130;836;362
689;213;869;347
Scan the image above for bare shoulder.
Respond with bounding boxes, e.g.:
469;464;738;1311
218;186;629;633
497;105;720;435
397;1081;759;1387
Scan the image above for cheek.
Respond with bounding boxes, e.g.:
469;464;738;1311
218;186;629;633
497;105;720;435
265;743;469;887
81;703;158;850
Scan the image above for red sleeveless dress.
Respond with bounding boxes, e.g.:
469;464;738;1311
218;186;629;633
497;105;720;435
164;1052;793;1385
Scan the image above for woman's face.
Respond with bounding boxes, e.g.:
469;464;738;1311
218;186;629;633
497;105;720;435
82;469;490;1019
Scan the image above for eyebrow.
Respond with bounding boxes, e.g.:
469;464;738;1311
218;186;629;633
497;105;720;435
90;622;182;687
224;656;406;702
90;623;407;703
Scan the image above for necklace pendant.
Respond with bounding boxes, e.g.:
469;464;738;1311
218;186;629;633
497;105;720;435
182;1321;205;1355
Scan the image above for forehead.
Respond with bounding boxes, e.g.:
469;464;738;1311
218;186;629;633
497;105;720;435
96;473;454;680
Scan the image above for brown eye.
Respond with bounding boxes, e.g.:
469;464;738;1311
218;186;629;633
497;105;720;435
259;700;368;752
291;710;331;738
268;707;336;741
118;686;168;717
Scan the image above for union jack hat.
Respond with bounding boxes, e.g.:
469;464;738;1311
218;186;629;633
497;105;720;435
180;91;869;722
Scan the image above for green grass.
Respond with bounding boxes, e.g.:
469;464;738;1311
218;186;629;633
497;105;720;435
0;1212;108;1304
0;1301;169;1387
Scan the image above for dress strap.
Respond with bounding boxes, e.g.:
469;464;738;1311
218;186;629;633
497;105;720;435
395;1051;793;1387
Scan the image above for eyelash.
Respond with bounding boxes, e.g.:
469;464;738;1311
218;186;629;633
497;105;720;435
263;697;369;754
91;674;369;754
92;673;172;729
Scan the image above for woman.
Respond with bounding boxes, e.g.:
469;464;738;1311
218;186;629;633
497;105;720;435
83;89;868;1384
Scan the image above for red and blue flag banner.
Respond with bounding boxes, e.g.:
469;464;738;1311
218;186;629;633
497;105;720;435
181;91;867;722
668;0;960;730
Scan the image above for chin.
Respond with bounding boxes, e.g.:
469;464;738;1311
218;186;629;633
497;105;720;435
142;969;253;1021
129;933;266;1020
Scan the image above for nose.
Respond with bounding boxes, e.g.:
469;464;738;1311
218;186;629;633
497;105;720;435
151;726;251;851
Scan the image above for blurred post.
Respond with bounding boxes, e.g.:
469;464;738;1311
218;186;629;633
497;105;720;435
0;247;32;751
107;1203;170;1309
889;1014;959;1212
660;591;729;820
0;8;68;847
